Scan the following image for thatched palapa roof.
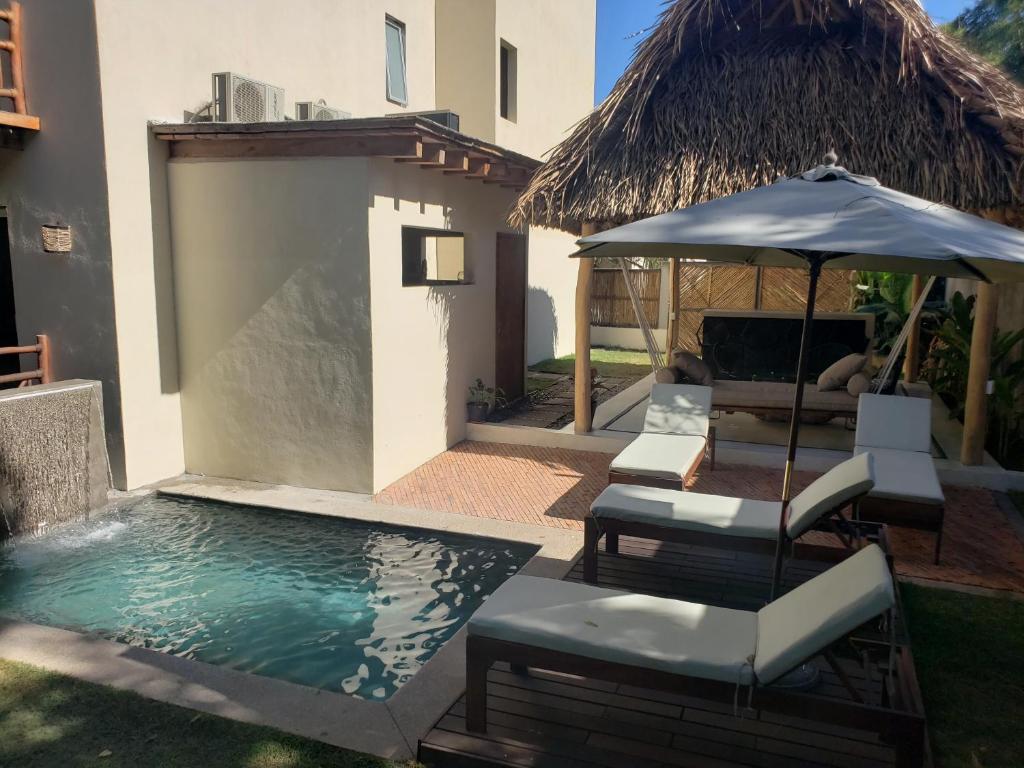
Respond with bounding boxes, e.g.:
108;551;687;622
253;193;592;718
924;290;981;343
512;0;1024;232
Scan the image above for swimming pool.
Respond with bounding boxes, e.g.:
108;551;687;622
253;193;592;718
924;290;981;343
0;495;536;700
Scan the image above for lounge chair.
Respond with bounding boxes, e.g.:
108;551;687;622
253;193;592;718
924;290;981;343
855;393;945;563
584;452;876;582
465;544;926;767
608;383;714;490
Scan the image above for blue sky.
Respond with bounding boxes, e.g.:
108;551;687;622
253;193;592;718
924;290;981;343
595;0;977;104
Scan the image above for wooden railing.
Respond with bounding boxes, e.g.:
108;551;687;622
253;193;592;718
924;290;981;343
0;1;37;131
0;334;51;386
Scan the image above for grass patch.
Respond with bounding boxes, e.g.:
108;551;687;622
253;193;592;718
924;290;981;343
901;584;1024;768
0;659;412;768
530;347;653;378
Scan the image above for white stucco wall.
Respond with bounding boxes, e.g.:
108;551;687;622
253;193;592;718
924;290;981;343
526;227;578;363
89;0;437;488
368;160;521;492
493;0;597;159
167;158;375;493
0;0;128;486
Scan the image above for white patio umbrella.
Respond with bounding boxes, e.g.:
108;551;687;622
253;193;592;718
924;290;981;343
574;161;1024;596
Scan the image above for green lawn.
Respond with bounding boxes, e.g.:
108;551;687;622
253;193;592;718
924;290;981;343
0;659;412;768
901;584;1024;768
530;347;653;378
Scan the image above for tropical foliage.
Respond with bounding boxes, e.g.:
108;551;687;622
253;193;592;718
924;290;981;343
925;292;1024;467
944;0;1024;83
853;272;944;356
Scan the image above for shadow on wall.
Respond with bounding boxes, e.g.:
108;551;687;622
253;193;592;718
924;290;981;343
147;127;179;395
428;283;473;449
527;286;558;365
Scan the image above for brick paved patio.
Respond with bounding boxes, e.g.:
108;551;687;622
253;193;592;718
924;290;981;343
374;440;1024;593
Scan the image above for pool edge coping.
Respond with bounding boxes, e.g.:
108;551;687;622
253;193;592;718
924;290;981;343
2;478;583;762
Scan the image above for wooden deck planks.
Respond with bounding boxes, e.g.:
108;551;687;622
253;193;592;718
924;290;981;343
418;537;904;768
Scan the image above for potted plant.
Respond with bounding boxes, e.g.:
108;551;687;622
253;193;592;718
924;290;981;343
590;367;609;423
467;379;505;423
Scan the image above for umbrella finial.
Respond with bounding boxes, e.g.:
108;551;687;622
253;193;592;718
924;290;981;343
823;150;838;166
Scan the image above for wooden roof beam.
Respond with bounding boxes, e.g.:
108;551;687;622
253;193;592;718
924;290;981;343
169;134;423;160
395;142;446;166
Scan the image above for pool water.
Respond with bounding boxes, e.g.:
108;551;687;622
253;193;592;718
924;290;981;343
0;495;536;700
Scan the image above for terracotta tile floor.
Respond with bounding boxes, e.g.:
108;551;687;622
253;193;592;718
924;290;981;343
374;441;1024;594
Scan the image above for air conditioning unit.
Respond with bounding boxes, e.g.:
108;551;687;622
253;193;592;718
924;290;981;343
211;72;285;122
386;109;460;132
295;100;352;121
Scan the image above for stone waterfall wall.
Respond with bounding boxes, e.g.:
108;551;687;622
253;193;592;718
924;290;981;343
0;380;110;536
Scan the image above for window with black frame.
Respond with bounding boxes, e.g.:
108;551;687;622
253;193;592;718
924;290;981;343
401;227;468;286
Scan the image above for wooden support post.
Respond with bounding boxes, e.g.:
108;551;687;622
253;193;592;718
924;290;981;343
36;334;51;384
665;258;679;365
961;282;998;465
574;223;597;434
904;274;923;383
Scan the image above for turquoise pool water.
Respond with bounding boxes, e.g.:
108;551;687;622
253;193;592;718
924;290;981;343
0;495;536;700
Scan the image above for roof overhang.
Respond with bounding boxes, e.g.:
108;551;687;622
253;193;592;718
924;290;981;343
151;116;540;190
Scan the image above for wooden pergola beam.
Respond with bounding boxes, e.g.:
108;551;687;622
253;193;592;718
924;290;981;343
574;223;598;433
395;142;445;166
961;281;998;465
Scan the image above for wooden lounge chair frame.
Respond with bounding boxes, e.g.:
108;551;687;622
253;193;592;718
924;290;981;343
606;425;715;490
465;603;927;768
858;496;944;564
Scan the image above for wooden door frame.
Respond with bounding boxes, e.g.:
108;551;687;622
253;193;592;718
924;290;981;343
495;232;528;403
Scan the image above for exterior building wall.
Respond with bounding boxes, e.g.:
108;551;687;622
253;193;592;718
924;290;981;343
87;0;437;489
166;158;375;493
368;159;519;492
435;0;497;143
0;0;128;486
492;0;597;159
526;227;580;363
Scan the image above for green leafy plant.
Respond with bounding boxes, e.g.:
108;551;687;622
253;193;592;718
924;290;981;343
925;291;1024;466
467;378;507;408
853;271;945;356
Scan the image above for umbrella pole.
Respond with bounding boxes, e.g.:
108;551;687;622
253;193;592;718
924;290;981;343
769;255;823;600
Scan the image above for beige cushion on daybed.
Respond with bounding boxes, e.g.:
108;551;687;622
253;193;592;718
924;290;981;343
711;380;858;415
609;433;707;480
594;453;875;540
469;545;894;688
469;575;758;684
755;544;893;683
817;353;867;391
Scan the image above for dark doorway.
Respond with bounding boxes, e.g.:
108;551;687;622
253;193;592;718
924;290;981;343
0;213;17;381
495;232;527;402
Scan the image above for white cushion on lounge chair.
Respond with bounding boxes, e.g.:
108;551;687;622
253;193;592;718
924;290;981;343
853;447;944;505
785;453;875;539
609;433;707;480
469;575;757;684
754;544;894;684
592;453;874;541
855;393;932;454
643;384;712;436
591;484;779;539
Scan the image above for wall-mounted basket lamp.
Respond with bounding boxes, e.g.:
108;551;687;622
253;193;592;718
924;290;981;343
41;224;72;253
